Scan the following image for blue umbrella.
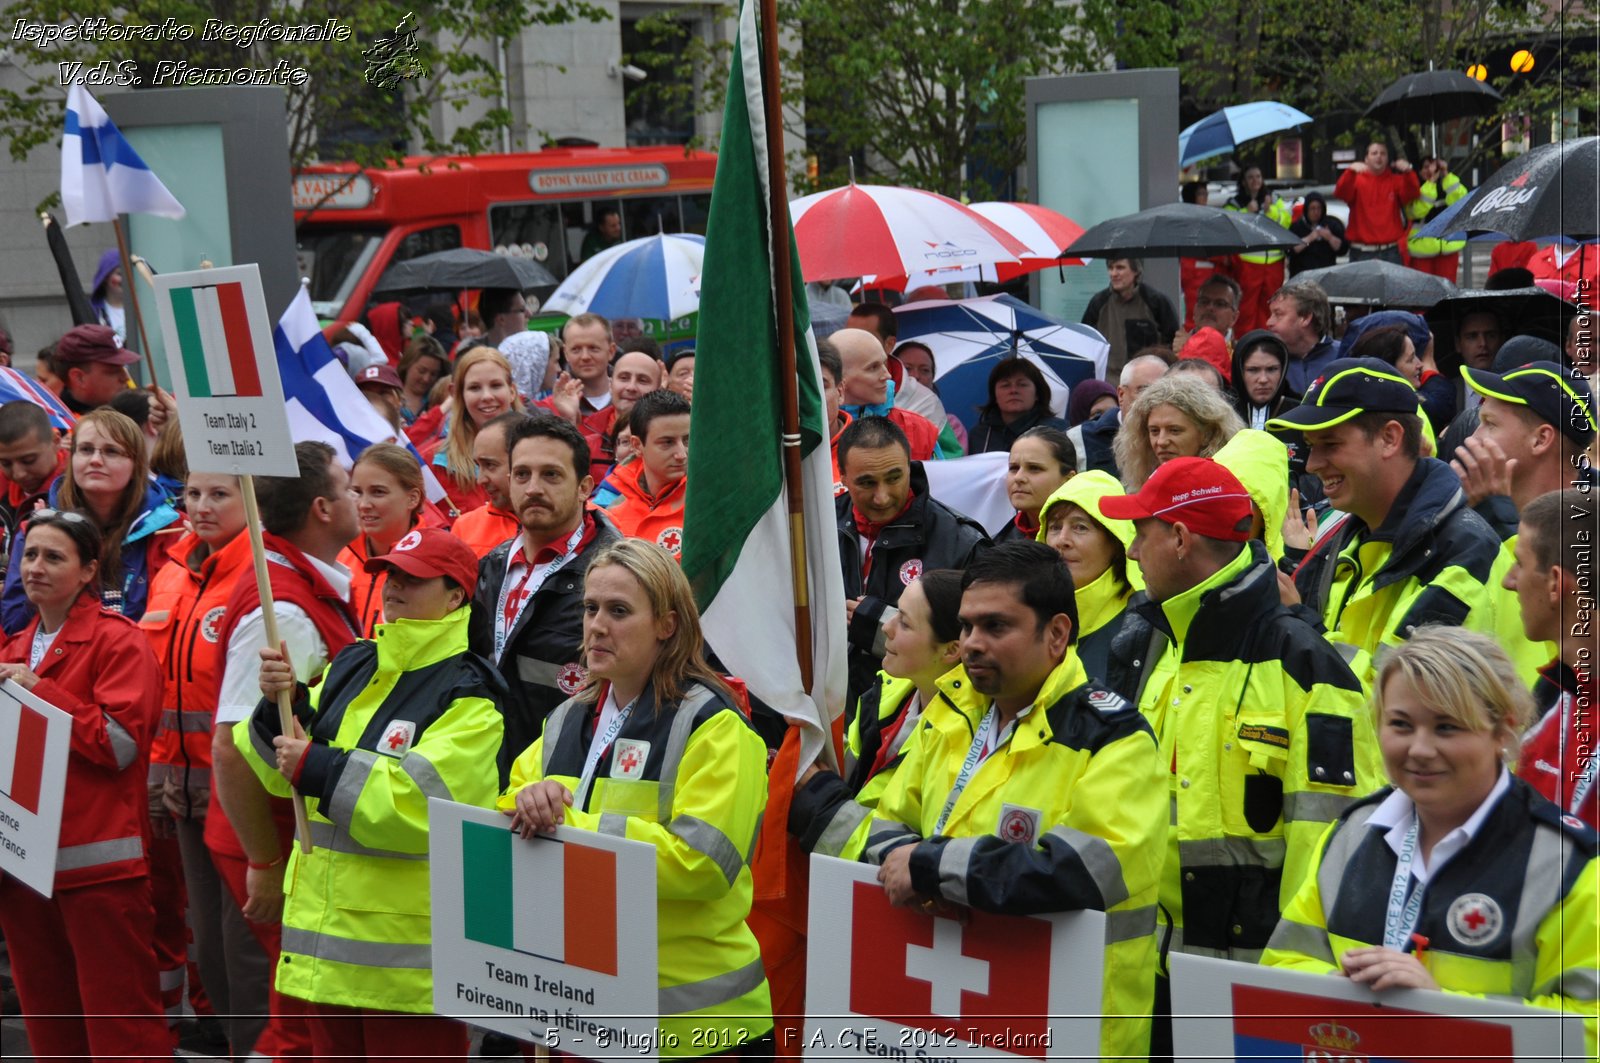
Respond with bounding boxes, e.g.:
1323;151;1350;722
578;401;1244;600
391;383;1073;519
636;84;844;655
1179;102;1313;168
543;233;705;321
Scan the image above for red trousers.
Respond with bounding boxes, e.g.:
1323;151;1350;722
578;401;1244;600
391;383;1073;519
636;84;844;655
0;875;171;1063
213;840;315;1061
149;827;212;1028
1233;258;1285;334
1409;253;1460;281
305;1001;467;1063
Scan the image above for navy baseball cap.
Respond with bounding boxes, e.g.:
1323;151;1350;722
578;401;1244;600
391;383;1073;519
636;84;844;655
1463;361;1596;447
1266;357;1421;432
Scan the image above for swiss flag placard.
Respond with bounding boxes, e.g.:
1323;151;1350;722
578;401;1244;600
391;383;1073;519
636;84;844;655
805;855;1103;1060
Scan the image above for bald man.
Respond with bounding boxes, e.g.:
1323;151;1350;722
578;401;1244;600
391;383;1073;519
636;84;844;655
830;328;940;461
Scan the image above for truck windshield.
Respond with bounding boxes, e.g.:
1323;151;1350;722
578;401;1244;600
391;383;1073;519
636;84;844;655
297;227;383;320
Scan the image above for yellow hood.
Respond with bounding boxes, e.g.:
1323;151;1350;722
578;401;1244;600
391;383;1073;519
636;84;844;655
1214;429;1289;561
1037;470;1143;591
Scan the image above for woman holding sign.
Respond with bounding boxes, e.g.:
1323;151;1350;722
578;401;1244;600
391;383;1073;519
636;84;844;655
235;527;505;1061
503;538;774;1058
0;509;169;1063
1263;628;1599;1055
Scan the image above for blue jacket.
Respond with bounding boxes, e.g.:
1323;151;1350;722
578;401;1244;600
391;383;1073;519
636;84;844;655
2;479;180;634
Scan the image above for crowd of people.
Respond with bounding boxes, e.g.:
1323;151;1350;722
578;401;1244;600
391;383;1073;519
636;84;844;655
0;209;1594;1063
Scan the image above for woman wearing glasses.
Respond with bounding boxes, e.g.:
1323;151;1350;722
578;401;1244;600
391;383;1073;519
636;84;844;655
0;509;169;1063
1;408;181;633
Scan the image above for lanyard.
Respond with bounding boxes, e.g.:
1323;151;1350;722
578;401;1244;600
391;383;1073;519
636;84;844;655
494;522;585;662
932;704;998;837
29;626;53;670
573;694;637;812
1382;817;1426;949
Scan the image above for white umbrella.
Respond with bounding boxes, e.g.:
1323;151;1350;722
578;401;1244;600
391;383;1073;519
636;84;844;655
544;233;705;321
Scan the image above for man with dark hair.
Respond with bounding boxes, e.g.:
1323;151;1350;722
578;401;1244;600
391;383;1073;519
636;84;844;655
1333;142;1419;264
454;411;529;557
606;389;691;557
861;539;1166;1061
836;415;986;701
1265;282;1336;396
847;302;899;353
476;413;620;767
211;441;362;1061
818;338;849;494
1101;458;1378;976
1269;358;1501;689
1505;490;1598;828
0;400;64;554
464;288;553;404
581;206;623;262
1174;273;1242;353
1082;257;1181;378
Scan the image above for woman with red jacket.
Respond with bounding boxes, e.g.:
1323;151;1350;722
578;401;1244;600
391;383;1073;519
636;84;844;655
141;472;273;1057
339;443;450;636
0;508;168;1063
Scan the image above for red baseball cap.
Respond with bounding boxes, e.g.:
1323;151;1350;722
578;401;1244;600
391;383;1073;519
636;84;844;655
365;528;480;591
355;363;403;391
1098;457;1254;541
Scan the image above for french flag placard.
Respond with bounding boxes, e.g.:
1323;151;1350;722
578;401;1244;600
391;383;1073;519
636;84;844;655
460;820;618;975
0;700;49;814
0;679;73;898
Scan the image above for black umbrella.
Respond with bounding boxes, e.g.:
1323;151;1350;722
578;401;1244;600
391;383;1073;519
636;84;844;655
41;212;97;326
1365;70;1503;128
373;248;556;293
1293;259;1458;308
1425;286;1576;369
1420;136;1600;242
1063;203;1300;258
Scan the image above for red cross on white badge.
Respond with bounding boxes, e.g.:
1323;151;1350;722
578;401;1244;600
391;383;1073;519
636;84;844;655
1462;906;1487;930
619;746;642;774
386;729;408;751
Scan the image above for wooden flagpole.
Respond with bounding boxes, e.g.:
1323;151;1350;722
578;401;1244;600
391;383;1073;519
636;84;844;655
758;0;813;695
111;216;161;389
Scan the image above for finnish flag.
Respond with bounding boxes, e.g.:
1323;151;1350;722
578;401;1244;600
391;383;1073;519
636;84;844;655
60;84;186;227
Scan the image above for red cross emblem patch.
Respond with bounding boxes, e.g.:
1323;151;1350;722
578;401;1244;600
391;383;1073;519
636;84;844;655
612;738;650;780
557;662;587;695
997;804;1039;845
201;606;227;643
1446;892;1503;947
394;530;423;552
898;558;923;586
656;527;683;557
378;720;416;758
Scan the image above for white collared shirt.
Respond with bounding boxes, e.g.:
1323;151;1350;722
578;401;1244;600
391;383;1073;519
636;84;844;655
1367;768;1511;884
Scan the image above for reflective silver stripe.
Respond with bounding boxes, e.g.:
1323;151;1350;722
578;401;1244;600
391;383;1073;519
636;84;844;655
1178;835;1286;869
813;801;871;857
669;814;744;885
1283;790;1356;824
516;656;563;687
597;813;628;837
1332;642;1362;668
1104;904;1157;946
863;820;916;864
1265;917;1336;965
399;751;454;803
325;749;379;826
306;820;426;861
1315;805;1378;904
57;835;143;871
159;709;215;734
1513;825;1573;998
1046;824;1130;908
1551;964;1600;1001
104;714;139;771
937;836;979;907
656;687;715;822
1169;795;1178;826
657;956;766;1015
159;968;185;990
541;699;581;777
279;926;431;969
247;716;277;766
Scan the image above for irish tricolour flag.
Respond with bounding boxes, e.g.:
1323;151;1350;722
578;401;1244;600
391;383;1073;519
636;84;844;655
679;0;847;773
0;699;49;815
459;821;618;976
166;281;267;398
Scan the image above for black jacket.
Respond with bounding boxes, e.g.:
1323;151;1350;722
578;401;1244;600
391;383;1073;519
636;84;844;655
475;511;622;771
1069;406;1122;478
1082;282;1181;361
836;462;988;703
966;406;1070;456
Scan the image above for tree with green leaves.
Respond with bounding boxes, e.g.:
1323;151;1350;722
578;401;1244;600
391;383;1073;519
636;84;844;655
0;1;608;177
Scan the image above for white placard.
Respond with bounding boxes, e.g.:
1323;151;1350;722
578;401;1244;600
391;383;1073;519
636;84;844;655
151;264;298;476
803;854;1103;1060
0;678;73;897
1171;952;1586;1062
428;800;660;1059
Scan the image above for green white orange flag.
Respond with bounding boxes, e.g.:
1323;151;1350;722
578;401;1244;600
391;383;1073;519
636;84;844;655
680;0;846;774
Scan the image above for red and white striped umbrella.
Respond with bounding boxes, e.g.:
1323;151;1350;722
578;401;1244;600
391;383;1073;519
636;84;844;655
789;183;1029;283
860;201;1089;291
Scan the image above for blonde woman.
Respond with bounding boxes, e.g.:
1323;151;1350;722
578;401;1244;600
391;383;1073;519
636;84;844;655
1264;627;1598;1057
421;347;524;516
1113;372;1245;490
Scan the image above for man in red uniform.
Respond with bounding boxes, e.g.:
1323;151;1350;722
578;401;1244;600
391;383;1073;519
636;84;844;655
211;441;362;1061
1333;142;1420;266
605;389;690;558
1505;491;1597;829
452;411;526;556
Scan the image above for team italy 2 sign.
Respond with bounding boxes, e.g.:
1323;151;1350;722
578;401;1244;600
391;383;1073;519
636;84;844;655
428;800;660;1058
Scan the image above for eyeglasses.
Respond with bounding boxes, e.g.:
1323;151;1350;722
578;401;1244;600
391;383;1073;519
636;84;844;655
73;443;132;462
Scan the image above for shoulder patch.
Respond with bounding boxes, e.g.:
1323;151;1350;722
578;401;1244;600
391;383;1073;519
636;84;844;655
1086;688;1129;714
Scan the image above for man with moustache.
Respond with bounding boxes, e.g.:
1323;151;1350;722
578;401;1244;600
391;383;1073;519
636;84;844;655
474;414;620;770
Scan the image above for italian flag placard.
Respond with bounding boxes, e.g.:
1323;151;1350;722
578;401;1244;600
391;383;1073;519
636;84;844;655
166;281;267;398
